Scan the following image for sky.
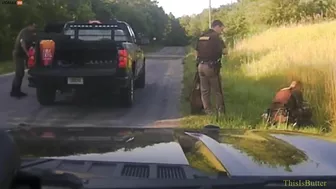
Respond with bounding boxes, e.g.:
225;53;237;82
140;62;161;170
157;0;235;17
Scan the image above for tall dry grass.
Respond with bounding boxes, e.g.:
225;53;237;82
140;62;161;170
235;21;336;133
181;21;336;136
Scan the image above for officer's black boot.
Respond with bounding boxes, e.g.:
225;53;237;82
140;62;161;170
10;91;27;98
10;80;27;98
18;91;27;97
10;91;17;97
10;84;20;97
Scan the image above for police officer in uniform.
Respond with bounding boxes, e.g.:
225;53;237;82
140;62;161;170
10;22;36;98
196;20;227;115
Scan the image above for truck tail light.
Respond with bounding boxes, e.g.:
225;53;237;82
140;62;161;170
118;49;128;68
40;40;55;66
27;46;36;69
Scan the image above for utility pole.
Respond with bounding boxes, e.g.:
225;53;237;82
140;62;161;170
209;0;212;28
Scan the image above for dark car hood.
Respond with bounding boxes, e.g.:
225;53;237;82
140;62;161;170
7;127;336;176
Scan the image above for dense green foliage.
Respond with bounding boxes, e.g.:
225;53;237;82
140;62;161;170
179;0;336;46
2;0;335;61
0;0;188;61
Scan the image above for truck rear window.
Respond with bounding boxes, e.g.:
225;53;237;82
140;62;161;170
64;28;129;41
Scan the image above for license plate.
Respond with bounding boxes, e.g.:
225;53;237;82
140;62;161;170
67;77;83;85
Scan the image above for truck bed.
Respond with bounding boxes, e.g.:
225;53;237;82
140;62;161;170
34;34;119;69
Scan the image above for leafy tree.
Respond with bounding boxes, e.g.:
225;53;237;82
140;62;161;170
0;0;188;61
178;0;336;46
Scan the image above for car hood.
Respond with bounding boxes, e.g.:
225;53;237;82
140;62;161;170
7;126;336;176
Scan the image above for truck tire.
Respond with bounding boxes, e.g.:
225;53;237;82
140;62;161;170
135;63;146;89
36;87;56;105
120;78;134;107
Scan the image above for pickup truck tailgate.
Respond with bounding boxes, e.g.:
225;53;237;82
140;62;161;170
50;40;119;68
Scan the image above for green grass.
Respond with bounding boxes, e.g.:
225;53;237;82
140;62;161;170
180;21;336;137
0;61;14;75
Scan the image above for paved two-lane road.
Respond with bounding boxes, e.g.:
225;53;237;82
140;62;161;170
0;47;185;129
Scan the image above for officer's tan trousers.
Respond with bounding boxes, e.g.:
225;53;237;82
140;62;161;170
197;63;224;113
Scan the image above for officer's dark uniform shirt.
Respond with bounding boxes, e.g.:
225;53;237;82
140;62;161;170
13;27;33;58
196;29;226;61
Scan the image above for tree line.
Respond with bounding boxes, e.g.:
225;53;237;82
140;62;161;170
2;0;335;61
179;0;336;46
0;0;189;61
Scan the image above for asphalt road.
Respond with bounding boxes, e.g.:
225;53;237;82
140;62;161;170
0;47;186;129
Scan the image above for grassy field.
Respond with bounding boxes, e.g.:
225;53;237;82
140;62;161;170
0;61;14;75
181;21;336;136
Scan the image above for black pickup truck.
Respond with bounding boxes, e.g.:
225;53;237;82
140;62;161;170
28;20;146;107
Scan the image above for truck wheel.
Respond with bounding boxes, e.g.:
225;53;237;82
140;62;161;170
120;78;134;107
135;63;146;89
36;87;56;105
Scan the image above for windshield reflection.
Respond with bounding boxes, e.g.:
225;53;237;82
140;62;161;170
219;130;308;172
10;127;336;176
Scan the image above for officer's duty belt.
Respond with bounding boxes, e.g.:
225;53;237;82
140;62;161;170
199;60;220;65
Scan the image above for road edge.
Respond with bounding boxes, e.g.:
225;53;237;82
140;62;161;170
0;69;28;78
